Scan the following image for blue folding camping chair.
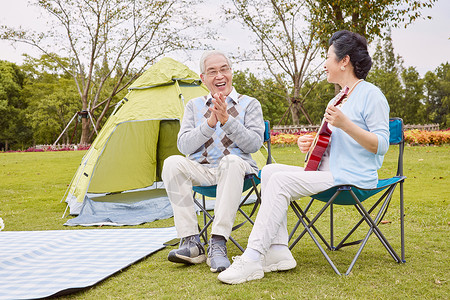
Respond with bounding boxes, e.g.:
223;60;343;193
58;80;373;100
192;120;272;252
288;117;406;275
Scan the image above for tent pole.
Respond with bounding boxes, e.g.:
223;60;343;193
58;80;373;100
60;172;76;203
87;110;98;136
61;203;69;218
53;112;78;146
174;80;185;106
111;98;126;115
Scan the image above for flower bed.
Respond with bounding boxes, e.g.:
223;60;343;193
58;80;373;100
404;129;450;146
3;129;449;152
270;131;315;146
3;144;91;153
271;129;450;146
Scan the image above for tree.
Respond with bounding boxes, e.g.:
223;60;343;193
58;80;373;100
367;32;404;120
401;67;424;124
423;63;450;128
21;55;81;144
226;0;323;125
309;0;437;98
309;0;437;44
232;69;288;126
226;0;436;125
1;0;204;144
0;60;32;150
302;79;335;124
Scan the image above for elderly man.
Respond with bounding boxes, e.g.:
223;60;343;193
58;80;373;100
162;50;265;273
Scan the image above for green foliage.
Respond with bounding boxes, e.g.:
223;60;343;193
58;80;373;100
0;60;32;150
227;0;323;125
301;79;336;124
423;63;450;128
368;32;410;121
21;55;80;144
401;66;425;124
233;70;289;126
368;32;449;127
368;68;404;118
310;0;438;45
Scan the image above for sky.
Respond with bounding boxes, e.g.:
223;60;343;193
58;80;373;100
0;0;448;76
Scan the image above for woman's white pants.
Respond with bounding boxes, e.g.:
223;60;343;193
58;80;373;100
247;162;334;254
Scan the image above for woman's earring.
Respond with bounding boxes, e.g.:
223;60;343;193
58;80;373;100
340;66;346;71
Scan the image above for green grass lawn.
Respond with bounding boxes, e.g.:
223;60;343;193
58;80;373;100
0;145;449;299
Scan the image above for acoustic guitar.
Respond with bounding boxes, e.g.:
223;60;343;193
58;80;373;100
304;86;349;171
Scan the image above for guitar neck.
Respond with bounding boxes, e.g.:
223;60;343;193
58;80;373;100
304;86;350;169
334;86;350;107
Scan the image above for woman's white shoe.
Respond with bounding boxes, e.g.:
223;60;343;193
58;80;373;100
217;256;264;284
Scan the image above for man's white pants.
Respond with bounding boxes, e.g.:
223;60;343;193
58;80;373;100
162;155;255;240
247;161;334;254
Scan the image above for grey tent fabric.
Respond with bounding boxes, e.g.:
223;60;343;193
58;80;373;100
65;196;173;226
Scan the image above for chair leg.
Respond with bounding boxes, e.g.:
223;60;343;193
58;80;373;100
290;184;405;275
193;195;214;246
345;225;375;275
289;197;335;250
203;196;208;241
296;207;342;275
400;180;406;262
330;203;334;249
288;198;314;243
194;181;260;252
240;177;262;225
289;201;331;250
289;192;346;275
228;236;245;252
350;190;402;264
229;178;262;251
335;187;393;250
288;219;301;243
345;195;393;275
346;193;401;275
235;184;259;227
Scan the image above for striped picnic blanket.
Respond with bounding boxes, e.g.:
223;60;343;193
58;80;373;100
0;227;177;299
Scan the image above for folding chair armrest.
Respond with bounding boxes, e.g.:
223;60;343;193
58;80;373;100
263;120;272;165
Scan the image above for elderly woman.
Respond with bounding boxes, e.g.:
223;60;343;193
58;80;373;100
218;30;390;284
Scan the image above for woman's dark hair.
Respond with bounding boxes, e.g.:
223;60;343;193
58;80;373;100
329;30;372;79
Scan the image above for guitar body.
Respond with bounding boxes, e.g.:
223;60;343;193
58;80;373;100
304;86;349;171
304;124;332;171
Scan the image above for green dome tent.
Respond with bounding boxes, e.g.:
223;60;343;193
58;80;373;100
64;57;209;215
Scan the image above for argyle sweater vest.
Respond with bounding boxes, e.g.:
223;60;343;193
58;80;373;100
187;94;258;170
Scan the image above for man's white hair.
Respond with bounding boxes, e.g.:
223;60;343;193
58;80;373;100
199;50;232;74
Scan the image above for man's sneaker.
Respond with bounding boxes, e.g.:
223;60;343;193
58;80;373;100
218;256;264;284
167;235;206;264
206;239;230;272
261;246;297;272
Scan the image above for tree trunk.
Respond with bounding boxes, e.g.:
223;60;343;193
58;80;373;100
79;94;90;145
80;117;91;145
290;103;300;125
291;83;301;125
290;83;313;125
291;101;313;125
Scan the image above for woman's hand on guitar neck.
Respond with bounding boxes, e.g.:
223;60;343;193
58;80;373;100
324;105;349;129
297;135;315;153
325;105;379;154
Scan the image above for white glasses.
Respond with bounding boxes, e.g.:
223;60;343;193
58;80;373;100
204;66;231;77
